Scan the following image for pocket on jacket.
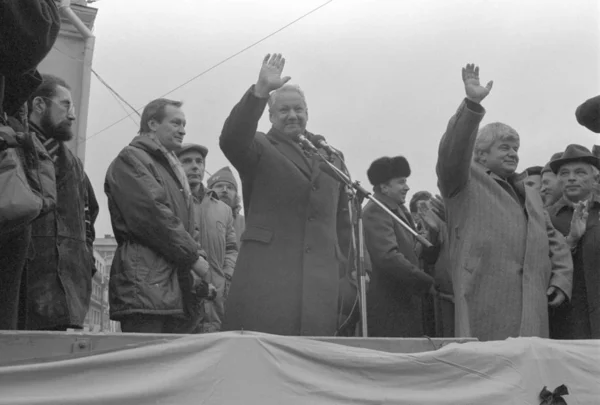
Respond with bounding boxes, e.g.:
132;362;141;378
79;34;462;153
240;226;273;244
128;243;174;286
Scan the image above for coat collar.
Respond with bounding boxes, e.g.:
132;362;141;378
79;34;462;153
373;191;416;230
550;192;600;215
266;127;312;179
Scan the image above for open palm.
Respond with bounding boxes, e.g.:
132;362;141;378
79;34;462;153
463;64;493;103
255;53;291;98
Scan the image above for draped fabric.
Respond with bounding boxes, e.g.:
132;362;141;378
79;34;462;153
0;332;598;405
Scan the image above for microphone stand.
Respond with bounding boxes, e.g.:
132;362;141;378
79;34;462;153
311;150;433;339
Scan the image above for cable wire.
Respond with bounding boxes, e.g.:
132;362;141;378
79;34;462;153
86;0;335;142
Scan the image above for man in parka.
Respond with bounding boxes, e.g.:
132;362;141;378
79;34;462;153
177;144;237;333
105;98;210;333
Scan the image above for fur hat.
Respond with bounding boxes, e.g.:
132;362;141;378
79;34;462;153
207;166;238;191
367;156;411;186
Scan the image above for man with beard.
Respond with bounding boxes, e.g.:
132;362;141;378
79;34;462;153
547;145;600;339
541;152;564;208
436;64;573;341
219;54;353;336
176;144;237;333
207;166;245;248
0;0;60;330
23;74;99;330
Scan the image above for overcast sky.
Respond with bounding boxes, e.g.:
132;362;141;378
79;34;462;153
84;0;599;237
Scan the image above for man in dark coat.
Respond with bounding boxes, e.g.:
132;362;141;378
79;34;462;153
219;54;353;336
0;0;60;330
105;98;210;333
22;74;98;330
362;156;435;337
547;144;600;339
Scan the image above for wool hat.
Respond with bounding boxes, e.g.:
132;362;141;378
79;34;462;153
541;152;564;174
207;166;238;190
175;143;208;158
367;156;411;186
550;144;600;174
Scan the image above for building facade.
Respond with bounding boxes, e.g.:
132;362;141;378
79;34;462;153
37;0;97;164
83;248;121;333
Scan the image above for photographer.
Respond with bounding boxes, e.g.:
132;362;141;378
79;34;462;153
0;0;60;330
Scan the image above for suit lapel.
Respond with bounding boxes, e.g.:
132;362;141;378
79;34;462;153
267;128;312;180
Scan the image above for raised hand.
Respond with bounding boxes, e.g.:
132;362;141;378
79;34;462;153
569;201;589;242
462;64;493;104
417;200;441;232
430;194;446;223
254;53;291;98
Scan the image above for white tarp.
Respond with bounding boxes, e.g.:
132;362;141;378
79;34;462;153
0;332;598;404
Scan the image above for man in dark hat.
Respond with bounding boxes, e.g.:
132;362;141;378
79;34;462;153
541;152;564;208
520;165;543;191
207;166;245;248
547;144;600;339
436;63;573;341
0;0;60;330
362;156;435;337
176;144;237;333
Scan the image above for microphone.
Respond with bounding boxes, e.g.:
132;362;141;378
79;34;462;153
312;135;339;156
294;133;318;153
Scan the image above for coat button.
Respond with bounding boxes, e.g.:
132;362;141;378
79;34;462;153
312;185;318;191
305;246;311;253
308;216;315;221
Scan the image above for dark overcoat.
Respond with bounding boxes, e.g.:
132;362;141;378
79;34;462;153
363;193;434;337
105;136;202;323
548;194;600;339
24;133;98;330
436;99;574;341
219;86;352;336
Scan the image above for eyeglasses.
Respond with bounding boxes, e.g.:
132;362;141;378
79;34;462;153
41;97;76;115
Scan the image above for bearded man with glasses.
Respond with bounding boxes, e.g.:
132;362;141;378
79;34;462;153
20;74;99;331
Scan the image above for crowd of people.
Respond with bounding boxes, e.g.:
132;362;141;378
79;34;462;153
1;1;598;341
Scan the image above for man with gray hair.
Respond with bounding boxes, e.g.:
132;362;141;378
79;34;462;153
436;64;573;341
219;54;354;336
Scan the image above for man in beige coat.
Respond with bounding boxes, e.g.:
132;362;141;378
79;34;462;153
436;64;573;341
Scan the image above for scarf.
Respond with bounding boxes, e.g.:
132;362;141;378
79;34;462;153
29;120;59;162
144;132;192;203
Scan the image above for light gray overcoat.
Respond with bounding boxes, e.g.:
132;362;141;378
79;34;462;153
436;99;573;341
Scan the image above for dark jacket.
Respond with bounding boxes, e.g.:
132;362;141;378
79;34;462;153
219;86;353;336
0;0;60;115
548;194;600;339
105;135;202;321
24;126;97;330
363;193;434;337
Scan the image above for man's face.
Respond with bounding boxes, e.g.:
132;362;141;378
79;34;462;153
524;174;542;191
557;162;596;202
211;181;237;208
479;139;520;178
150;105;186;152
39;85;76;141
178;150;205;189
541;171;562;206
269;90;308;137
382;177;410;205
